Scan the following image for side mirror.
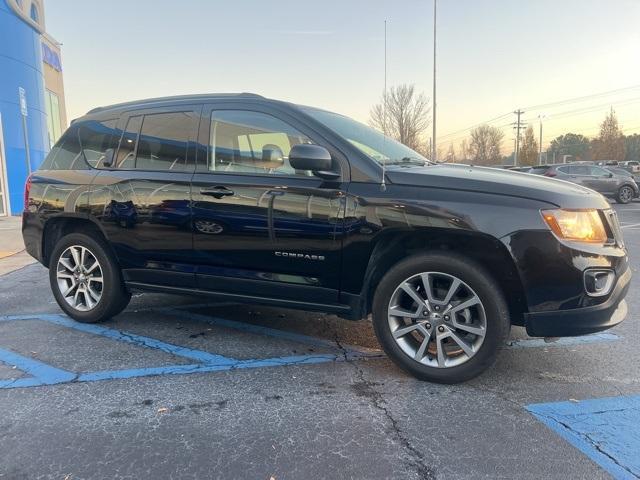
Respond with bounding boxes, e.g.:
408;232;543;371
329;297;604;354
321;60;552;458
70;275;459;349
289;144;339;180
102;148;115;168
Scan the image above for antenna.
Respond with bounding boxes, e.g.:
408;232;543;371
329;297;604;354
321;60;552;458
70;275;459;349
381;19;387;192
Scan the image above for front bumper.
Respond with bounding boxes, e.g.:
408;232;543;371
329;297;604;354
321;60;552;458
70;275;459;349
524;265;631;337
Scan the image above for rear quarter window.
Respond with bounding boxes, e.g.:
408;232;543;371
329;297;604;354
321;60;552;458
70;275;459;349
39;118;119;170
39;125;84;170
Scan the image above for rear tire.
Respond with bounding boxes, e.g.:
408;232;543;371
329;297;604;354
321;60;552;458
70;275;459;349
616;185;634;204
372;253;510;384
49;232;130;323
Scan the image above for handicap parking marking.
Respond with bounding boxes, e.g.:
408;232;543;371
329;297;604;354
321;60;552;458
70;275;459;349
527;395;640;480
0;310;383;390
0;306;623;390
0;347;75;388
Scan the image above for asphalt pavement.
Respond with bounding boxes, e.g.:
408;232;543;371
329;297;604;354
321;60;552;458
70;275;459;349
0;204;639;480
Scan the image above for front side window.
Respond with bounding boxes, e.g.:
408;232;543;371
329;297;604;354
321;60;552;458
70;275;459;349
208;110;313;176
589;166;611;177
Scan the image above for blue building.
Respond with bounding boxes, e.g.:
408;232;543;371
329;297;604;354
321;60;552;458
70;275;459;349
0;0;66;216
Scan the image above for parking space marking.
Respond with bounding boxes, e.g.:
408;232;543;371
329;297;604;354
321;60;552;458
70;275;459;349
0;311;382;390
527;395;640;480
0;306;622;389
0;348;75;388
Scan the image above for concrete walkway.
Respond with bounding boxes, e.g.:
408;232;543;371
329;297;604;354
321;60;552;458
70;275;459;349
0;215;35;276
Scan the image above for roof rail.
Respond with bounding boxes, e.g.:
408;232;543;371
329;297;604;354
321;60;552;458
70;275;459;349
86;92;265;115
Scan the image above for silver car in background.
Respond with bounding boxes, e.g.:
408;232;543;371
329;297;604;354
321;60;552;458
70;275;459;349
529;163;639;204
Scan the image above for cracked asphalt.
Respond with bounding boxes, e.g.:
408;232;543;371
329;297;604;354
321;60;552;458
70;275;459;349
0;203;639;479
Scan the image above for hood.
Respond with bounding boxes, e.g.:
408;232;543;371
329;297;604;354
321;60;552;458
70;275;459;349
385;164;610;209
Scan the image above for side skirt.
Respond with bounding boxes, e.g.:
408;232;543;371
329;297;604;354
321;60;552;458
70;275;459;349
125;281;361;319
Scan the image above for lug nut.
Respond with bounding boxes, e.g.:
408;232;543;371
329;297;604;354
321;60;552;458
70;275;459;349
425;323;432;329
422;310;429;316
444;315;450;321
434;305;440;311
438;326;445;332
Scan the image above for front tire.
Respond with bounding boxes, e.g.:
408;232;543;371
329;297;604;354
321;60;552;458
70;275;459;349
49;232;131;323
616;185;634;204
372;253;510;384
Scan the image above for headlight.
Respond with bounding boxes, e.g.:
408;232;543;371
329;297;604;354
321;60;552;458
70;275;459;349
541;209;607;243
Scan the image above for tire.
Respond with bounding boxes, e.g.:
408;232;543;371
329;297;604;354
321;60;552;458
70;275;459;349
616;185;634;204
372;252;510;384
49;232;131;323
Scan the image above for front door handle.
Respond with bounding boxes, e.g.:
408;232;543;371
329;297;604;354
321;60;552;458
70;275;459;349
200;186;234;198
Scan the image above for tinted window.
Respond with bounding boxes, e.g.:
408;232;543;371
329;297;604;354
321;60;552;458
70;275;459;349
116;116;142;169
135;112;196;171
79;119;118;168
571;165;591;175
39;126;84;170
208;110;314;176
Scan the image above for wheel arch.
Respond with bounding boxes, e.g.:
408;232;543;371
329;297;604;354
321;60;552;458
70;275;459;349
357;229;528;326
41;215;112;267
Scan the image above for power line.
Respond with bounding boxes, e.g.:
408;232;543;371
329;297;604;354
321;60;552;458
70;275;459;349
521;84;640;111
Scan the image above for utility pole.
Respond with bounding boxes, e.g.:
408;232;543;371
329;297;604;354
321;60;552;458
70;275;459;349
431;0;437;162
513;109;525;166
538;114;545;165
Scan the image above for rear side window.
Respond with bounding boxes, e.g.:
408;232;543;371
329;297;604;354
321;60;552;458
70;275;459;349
40;126;84;170
115;111;197;171
79;119;118;168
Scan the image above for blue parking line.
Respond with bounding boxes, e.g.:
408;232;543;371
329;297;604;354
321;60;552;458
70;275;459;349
527;395;640;479
0;347;76;388
38;314;236;365
78;354;338;383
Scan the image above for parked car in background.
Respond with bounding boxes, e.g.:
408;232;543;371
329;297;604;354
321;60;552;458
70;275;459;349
596;160;619;167
620;161;640;174
529;163;639;203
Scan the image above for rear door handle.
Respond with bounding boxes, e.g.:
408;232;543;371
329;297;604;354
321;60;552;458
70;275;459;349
200;186;234;198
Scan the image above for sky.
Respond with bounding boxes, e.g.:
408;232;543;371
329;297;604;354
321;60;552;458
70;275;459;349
44;0;640;153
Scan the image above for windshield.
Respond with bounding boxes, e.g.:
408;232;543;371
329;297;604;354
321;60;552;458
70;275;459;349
301;107;431;166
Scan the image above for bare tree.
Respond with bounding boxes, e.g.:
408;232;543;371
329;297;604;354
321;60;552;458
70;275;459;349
370;84;431;152
459;139;469;163
468;125;504;165
520;126;539;166
592;108;625;161
446;143;456;163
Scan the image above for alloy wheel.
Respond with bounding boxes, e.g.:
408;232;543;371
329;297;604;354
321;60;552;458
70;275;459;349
56;245;104;312
387;272;487;368
620;186;633;203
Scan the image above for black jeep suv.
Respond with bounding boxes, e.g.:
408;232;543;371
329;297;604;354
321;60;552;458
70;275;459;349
22;94;630;383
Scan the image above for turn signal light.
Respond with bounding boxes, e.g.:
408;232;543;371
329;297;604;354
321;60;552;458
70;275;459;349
541;209;607;243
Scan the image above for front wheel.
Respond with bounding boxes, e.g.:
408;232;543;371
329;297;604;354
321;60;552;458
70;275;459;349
372;253;510;383
49;232;131;323
616;185;634;204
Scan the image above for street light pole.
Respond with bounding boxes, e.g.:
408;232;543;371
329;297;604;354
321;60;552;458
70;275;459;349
431;0;437;162
538;114;545;165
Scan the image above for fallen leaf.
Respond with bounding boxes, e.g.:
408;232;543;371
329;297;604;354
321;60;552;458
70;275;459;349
157;407;169;414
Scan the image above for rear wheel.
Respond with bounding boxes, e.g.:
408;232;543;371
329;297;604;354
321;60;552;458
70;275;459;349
49;233;130;323
372;253;510;383
616;185;634;204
